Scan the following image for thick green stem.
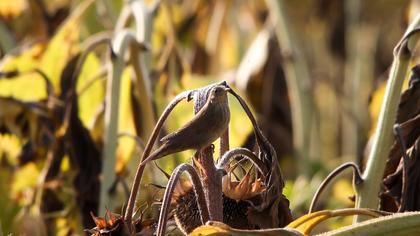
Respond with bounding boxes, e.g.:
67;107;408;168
354;14;420;222
99;40;125;216
342;0;360;161
327;212;420;236
99;30;144;215
0;21;15;53
99;0;155;216
265;0;312;176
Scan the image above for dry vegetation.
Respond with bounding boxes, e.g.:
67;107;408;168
0;0;420;235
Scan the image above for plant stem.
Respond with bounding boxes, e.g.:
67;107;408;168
265;0;312;177
216;148;267;174
100;0;156;217
342;0;360;161
124;91;191;231
99;30;146;215
156;164;209;236
354;14;420;222
327;212;420;236
0;20;15;53
99;42;124;216
196;146;223;221
309;162;362;213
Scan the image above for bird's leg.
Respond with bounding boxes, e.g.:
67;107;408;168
195;145;223;222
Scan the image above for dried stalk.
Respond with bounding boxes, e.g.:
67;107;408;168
100;0;156;217
156;164;209;236
124;90;192;231
195;146;223;221
216;147;267;175
309;162;362;213
265;0;313;176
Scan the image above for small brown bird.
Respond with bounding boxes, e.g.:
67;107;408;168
141;85;230;166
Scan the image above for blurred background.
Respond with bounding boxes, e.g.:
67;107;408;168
0;0;418;235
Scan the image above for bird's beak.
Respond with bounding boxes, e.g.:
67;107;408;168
223;87;231;92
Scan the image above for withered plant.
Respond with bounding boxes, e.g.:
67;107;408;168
96;81;293;235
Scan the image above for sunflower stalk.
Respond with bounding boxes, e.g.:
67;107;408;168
265;0;313;177
354;14;420;222
99;0;154;216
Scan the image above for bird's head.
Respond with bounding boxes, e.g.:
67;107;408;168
209;85;230;103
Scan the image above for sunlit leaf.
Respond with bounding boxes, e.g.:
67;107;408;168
332;179;354;207
0;134;22;165
369;79;409;136
286;208;383;235
0;0;27;19
39;11;81;91
0;44;47;100
77;53;103;127
190;221;303;236
11;163;40;202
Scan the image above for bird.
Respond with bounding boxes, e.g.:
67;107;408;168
140;85;231;166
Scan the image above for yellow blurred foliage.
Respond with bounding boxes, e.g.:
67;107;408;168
11;163;39;202
0;0;27;19
0;0;87;100
369;78;409;136
0;134;21;165
77;53;103;126
332;179;354;207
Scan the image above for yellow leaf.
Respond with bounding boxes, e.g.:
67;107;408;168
0;44;47;100
190;223;229;235
77;53;103;126
332;179;354;207
369;79;409;136
0;0;27;18
40;14;81;92
11;163;40;203
190;221;303;236
286;208;383;235
0;134;21;165
286;210;331;234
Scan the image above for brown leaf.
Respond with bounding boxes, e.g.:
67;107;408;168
380;65;420;212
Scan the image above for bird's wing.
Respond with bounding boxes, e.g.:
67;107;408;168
160;105;209;143
160;130;179;142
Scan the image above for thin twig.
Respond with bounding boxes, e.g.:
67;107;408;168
124;90;192;231
216;148;267;175
309;162;363;213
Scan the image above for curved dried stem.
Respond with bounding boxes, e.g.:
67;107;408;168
124;90;193;230
227;88;266;146
393;124;409;212
216;148;267;175
70;31;111;100
32;69;55;98
309;162;363;213
156;164;209;236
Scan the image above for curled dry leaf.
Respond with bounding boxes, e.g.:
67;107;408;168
380;65;420;212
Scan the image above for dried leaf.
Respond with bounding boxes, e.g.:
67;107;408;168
380;65;420;212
